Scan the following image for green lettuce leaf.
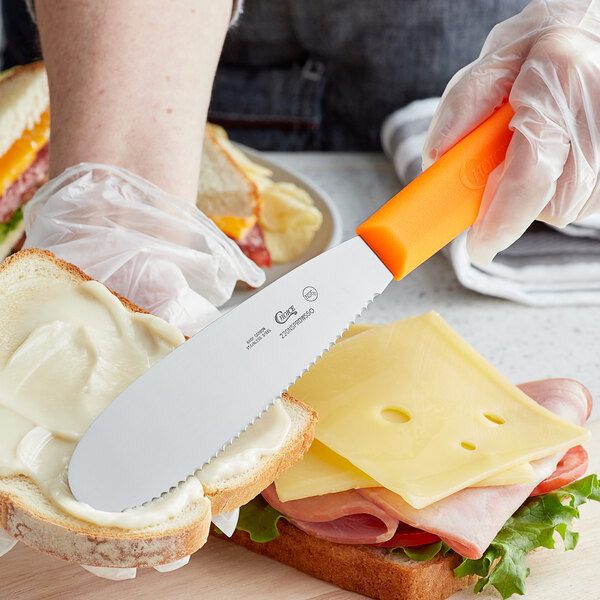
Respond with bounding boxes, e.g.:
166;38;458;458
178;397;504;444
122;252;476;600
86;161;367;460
393;541;443;561
233;495;289;542
454;474;600;599
0;207;23;245
230;476;599;599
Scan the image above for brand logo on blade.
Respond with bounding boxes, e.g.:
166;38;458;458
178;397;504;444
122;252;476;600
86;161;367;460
275;305;297;324
459;145;508;190
302;286;318;302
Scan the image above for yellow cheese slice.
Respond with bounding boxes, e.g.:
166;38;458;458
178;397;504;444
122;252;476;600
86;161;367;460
0;110;50;198
275;440;536;502
276;323;535;501
471;461;534;487
338;322;374;341
275;439;378;502
210;214;257;240
287;312;589;510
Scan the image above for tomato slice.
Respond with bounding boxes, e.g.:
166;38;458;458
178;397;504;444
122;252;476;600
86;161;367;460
530;445;589;496
371;522;440;548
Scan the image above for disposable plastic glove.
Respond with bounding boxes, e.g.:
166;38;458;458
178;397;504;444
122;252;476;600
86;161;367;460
23;163;265;336
15;164;259;577
422;0;600;266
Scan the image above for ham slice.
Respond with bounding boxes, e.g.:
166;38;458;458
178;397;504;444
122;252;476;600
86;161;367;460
359;379;590;559
261;485;399;544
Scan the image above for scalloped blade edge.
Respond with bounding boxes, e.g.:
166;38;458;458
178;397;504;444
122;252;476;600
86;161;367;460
68;237;393;512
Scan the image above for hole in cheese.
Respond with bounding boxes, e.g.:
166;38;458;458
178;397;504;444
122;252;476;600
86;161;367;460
484;413;505;425
461;441;477;451
380;408;411;424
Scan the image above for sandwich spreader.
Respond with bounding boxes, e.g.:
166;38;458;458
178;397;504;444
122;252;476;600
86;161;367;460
69;103;515;512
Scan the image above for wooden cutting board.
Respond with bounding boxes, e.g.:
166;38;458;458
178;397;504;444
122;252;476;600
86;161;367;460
2;422;599;600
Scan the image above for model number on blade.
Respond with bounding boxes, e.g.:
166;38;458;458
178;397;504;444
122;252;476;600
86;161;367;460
279;308;315;340
246;327;272;350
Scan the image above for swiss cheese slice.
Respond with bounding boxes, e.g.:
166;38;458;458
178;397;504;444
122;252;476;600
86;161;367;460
287;313;588;509
275;438;535;502
472;461;534;487
275;439;378;502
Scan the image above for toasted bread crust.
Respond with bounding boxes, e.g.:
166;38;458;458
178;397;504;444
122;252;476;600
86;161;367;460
206;393;318;515
205;126;260;214
218;521;477;600
0;61;45;85
0;248;150;315
1;484;210;568
198;126;260;218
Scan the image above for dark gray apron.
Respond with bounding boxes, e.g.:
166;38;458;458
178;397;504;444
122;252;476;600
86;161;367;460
210;0;529;150
3;0;529;151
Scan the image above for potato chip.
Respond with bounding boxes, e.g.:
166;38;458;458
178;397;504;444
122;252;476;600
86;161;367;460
264;228;320;264
260;184;322;231
259;182;323;262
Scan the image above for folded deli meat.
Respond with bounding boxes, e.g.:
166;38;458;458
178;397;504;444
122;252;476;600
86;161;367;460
266;379;589;558
266;315;591;560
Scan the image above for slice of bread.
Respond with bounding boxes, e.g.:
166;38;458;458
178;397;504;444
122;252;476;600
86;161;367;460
0;62;49;158
0;249;317;568
197;125;259;222
0;220;25;262
217;520;477;600
206;396;317;516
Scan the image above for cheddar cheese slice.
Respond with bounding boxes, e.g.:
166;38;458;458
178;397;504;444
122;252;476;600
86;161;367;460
287;313;588;509
210;214;257;240
0;110;49;198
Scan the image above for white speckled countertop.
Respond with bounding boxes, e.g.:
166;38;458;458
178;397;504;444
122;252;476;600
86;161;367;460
265;152;600;421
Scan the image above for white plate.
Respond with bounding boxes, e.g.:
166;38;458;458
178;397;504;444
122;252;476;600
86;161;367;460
222;147;343;309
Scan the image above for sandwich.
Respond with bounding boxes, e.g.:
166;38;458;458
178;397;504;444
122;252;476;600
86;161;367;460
0;248;317;571
198;124;323;266
0;63;49;261
197;124;271;267
0;62;321;269
215;316;599;599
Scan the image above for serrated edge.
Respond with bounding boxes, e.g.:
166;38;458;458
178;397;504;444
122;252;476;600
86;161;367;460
138;290;383;509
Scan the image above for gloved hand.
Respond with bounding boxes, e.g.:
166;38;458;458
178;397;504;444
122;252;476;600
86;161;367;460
423;0;600;266
24;163;265;337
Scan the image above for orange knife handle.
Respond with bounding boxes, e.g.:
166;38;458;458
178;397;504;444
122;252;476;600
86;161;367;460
356;103;515;280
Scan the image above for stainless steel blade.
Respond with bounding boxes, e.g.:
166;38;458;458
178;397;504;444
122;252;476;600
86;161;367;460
68;236;393;512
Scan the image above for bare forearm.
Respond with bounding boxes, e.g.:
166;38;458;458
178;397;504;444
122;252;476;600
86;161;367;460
36;0;231;202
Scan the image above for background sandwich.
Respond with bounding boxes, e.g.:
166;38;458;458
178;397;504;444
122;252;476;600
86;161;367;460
197;124;271;267
0;62;49;261
198;123;324;267
0;62;323;271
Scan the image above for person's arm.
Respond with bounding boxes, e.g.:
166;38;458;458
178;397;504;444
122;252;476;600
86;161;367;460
35;0;232;203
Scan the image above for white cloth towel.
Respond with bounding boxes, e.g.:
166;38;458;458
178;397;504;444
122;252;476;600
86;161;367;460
382;99;600;306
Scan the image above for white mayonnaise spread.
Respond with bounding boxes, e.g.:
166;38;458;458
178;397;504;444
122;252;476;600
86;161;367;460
0;278;290;529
